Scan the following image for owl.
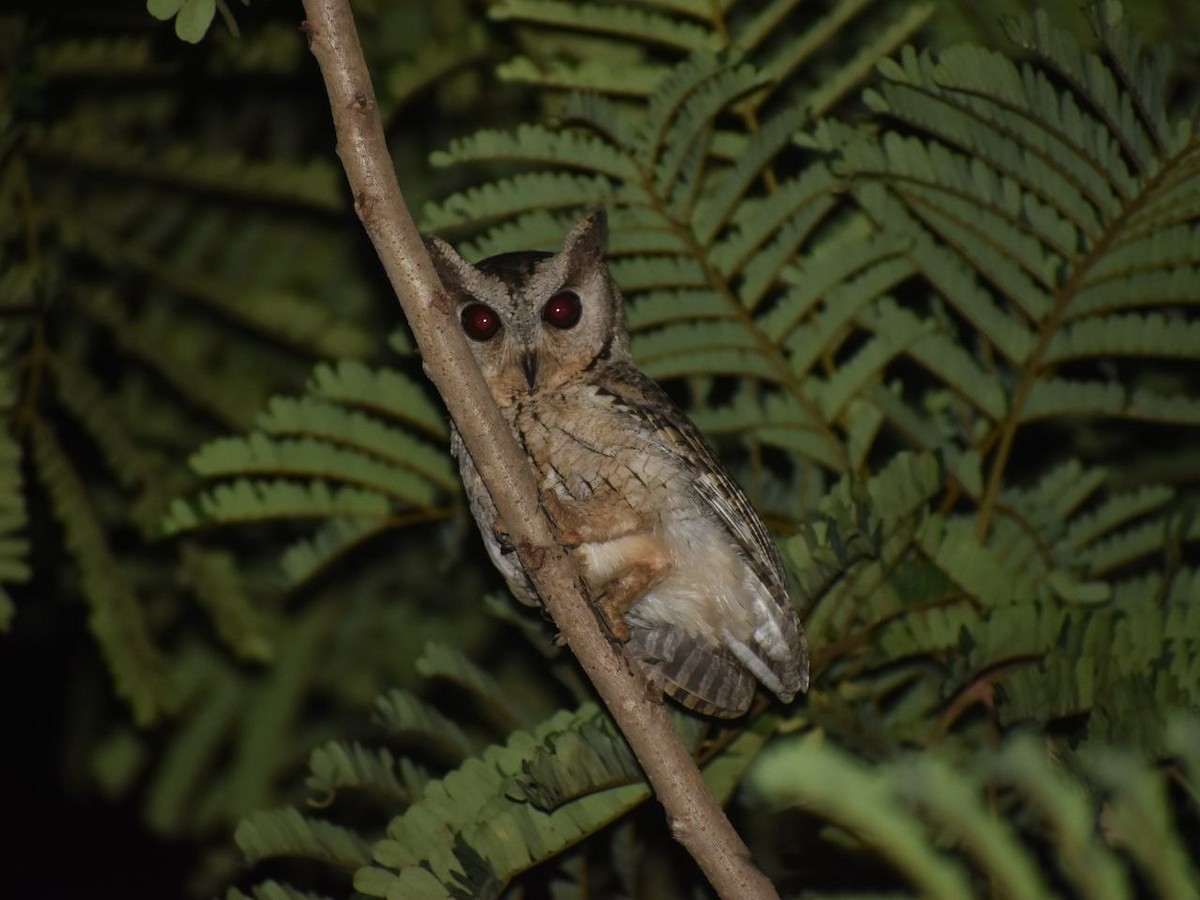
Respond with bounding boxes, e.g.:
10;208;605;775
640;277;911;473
424;209;808;717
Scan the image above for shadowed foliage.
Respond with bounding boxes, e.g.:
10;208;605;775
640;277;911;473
1;1;1196;897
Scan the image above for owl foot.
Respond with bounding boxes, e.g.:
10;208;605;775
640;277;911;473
492;526;515;554
541;489;644;547
516;542;546;572
595;550;671;644
597;599;632;642
539;493;583;547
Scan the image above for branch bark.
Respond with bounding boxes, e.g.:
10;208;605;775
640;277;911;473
298;3;781;897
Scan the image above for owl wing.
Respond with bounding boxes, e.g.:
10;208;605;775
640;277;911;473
450;423;540;607
598;364;808;706
597;365;790;604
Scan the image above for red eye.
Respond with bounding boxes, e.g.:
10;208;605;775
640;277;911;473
461;303;501;341
542;291;582;330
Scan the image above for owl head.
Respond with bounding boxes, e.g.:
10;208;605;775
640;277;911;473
423;210;630;406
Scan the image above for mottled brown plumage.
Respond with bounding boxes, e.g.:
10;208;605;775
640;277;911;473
425;210;808;717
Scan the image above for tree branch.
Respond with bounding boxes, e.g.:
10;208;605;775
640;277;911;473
297;2;782;897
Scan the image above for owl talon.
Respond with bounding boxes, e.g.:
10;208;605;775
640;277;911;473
516;542;546;572
493;527;515;554
540;492;584;547
607;616;632;643
597;595;633;642
592;548;670;647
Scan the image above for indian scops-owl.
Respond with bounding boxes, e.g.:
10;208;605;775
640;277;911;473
424;210;808;717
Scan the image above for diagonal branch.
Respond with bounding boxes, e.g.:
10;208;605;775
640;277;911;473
297;1;783;897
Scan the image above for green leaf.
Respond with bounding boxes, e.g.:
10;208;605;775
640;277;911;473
489;1;720;54
1086;747;1200;898
279;517;396;588
0;404;27;632
431;125;636;181
306;741;425;809
146;0;185;21
179;544;273;663
417;643;530;730
175;0;216;44
989;735;1131;900
889;755;1054;900
226;881;335;900
749;737;975;899
362;705;649;897
234;808;372;869
163;479;393;532
1046;313;1200;364
421;172;620;231
307;361;448;441
186;435;439;506
257;396;456;491
32;422;173;725
497;55;669;97
374;689;477;762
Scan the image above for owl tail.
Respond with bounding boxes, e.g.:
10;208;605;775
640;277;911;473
721;604;809;704
626;625;756;718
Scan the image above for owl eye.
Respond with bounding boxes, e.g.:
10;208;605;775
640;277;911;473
542;291;582;330
461;303;501;341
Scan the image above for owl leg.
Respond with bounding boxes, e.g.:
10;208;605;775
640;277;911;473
540;492;669;641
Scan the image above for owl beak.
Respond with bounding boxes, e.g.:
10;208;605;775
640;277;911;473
521;351;538;390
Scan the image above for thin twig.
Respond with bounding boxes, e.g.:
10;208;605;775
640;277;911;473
297;2;782;897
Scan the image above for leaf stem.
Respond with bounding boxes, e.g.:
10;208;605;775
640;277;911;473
977;140;1191;540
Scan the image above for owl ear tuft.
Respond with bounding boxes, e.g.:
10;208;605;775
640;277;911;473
561;208;608;264
422;234;476;293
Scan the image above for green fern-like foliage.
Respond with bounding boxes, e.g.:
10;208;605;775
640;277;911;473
0;3;514;889
2;10;383;729
162;353;457;586
744;715;1200;898
183;2;1198;898
5;0;1198;897
784;2;1200;762
228;640;774;900
226;643;1199;899
811;2;1200;467
415;0;1200;744
150;3;1200;897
